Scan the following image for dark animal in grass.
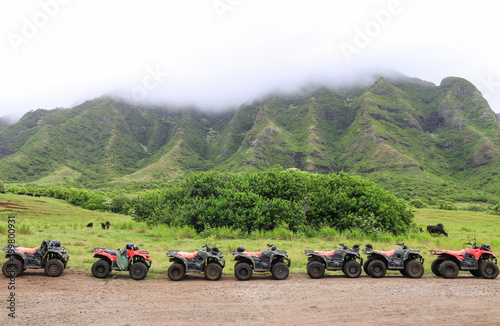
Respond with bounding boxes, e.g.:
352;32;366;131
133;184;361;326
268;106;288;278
18;192;25;195
419;227;424;233
87;222;93;228
101;222;106;229
105;221;111;229
26;193;33;196
34;194;41;197
427;223;448;236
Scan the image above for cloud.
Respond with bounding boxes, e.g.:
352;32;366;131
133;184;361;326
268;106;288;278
1;0;499;120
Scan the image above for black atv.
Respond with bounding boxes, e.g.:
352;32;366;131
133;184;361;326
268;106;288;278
232;243;291;281
167;244;225;281
2;240;69;278
304;243;363;278
362;242;424;278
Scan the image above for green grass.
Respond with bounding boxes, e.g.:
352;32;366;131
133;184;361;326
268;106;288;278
1;193;498;278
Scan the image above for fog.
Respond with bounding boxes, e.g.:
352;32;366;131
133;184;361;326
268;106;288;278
1;0;500;122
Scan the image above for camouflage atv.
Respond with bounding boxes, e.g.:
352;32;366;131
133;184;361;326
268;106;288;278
167;244;225;281
304;243;363;278
2;239;69;278
232;243;291;281
362;242;424;278
430;237;498;279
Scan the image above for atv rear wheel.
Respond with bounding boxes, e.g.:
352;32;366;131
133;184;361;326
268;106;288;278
367;260;386;278
271;262;289;280
92;259;111;278
2;259;23;278
234;262;253;281
129;262;148;280
439;260;459;279
307;261;325;279
431;259;442;276
479;261;499;279
405;260;424;278
167;263;186;281
204;263;223;281
343;260;361;278
45;259;64;277
363;259;371;275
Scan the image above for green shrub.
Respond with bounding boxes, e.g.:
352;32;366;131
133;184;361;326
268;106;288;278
130;168;414;235
491;202;500;215
409;199;426;208
437;200;458;211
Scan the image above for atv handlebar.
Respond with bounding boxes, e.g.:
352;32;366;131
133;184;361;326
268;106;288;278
267;244;277;250
397;243;408;249
338;243;348;249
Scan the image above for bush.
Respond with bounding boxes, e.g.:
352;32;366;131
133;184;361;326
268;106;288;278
409;199;427;208
437;200;458;211
0;180;4;193
130;167;414;235
491;202;500;215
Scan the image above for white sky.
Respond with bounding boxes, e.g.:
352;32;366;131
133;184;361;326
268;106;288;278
1;0;500;121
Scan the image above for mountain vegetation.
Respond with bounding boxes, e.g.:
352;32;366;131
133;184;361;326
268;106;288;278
0;75;499;203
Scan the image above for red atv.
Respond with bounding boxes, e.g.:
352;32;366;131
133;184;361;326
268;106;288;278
91;242;152;280
430;237;498;279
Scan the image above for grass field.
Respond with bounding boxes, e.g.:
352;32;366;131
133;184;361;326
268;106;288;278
1;193;498;278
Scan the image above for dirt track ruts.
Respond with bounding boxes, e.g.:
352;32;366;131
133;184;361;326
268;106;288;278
1;270;500;326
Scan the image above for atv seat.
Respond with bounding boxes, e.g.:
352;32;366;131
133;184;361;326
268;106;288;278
242;251;263;257
375;249;395;257
440;249;467;256
314;250;336;257
15;246;39;254
103;249;117;256
177;251;198;259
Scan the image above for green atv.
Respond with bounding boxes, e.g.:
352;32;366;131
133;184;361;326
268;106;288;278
232;244;291;281
2;240;69;278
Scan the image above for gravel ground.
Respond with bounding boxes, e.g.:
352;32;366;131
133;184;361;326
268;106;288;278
2;269;499;326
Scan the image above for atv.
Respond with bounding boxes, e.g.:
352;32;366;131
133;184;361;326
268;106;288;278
91;242;152;280
232;243;291;281
166;244;225;281
2;239;69;278
362;242;424;278
304;243;363;278
430;237;498;279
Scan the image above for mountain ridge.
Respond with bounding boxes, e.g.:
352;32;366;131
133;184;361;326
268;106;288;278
0;75;499;201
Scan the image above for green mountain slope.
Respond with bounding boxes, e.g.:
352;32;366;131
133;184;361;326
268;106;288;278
0;75;499;201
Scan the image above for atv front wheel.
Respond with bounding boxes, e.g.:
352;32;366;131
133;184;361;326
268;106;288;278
405;260;424;278
343;260;362;278
469;269;481;277
92;259;111;278
439;260;459;279
367;260;386;278
167;263;186;281
363;259;371;275
307;261;325;279
234;262;252;281
271;262;289;280
2;259;23;278
479;261;499;279
45;259;64;277
431;259;442;277
204;263;222;281
130;262;148;280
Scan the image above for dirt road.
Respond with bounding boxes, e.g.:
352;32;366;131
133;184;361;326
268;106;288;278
2;270;499;326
